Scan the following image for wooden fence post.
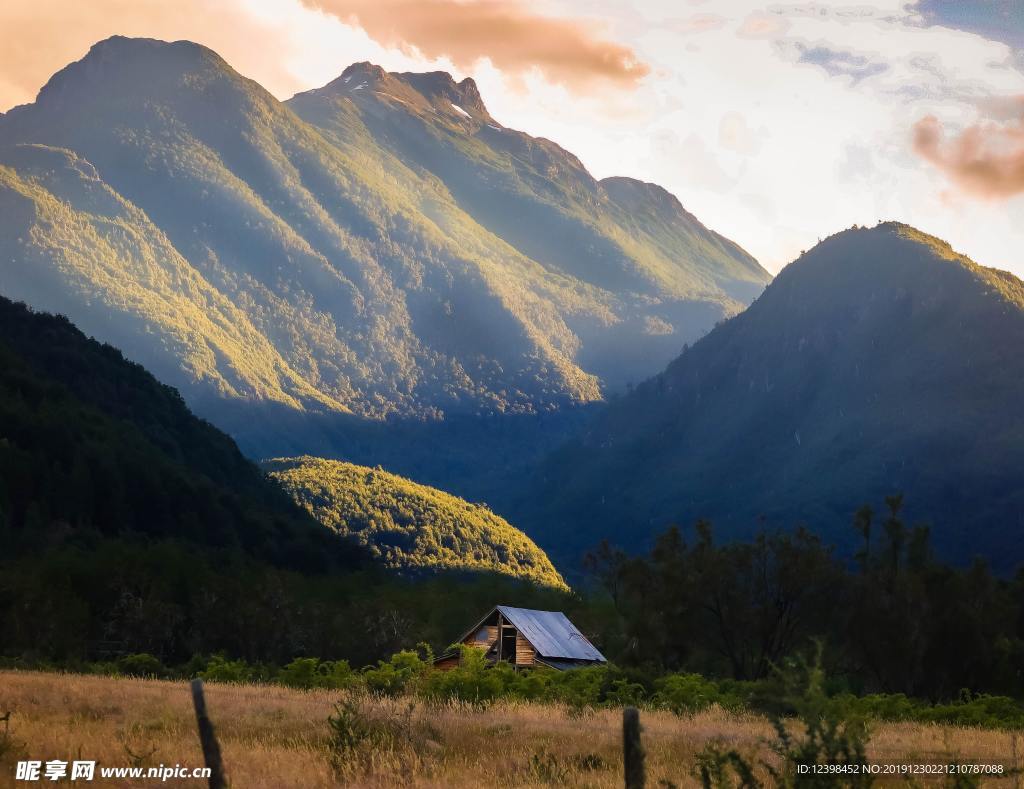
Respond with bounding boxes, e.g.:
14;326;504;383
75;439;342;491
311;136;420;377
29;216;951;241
623;706;645;789
1013;732;1021;789
190;679;227;789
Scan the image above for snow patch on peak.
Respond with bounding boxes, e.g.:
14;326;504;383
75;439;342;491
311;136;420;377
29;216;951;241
450;103;471;118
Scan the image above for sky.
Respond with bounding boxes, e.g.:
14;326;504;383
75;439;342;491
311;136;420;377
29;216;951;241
1;0;1021;275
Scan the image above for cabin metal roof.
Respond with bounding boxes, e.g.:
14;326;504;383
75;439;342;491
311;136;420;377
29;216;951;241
495;605;606;662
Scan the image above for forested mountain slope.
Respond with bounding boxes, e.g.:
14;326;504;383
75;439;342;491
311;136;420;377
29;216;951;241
0;297;576;663
0;37;767;459
0;294;359;570
288;62;768;388
266;456;567;589
527;224;1024;567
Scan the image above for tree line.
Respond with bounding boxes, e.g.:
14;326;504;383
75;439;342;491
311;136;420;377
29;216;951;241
585;495;1024;701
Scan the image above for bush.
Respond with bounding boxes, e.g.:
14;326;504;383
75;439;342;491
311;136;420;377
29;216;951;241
200;654;257;684
116;653;167;678
419;645;511;705
695;652;873;788
920;694;1024;729
654;673;736;714
327;694;379;753
362;649;430;696
279;658;356;690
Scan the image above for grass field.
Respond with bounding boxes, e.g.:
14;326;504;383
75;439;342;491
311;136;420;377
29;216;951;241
0;670;1021;787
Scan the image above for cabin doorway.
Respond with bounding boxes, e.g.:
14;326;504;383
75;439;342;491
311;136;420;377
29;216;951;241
501;628;517;662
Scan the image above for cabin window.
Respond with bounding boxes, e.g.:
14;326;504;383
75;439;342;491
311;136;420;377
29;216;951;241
474;626;490;644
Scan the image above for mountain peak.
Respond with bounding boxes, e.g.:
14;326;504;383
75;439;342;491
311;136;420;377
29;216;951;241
302;62;493;121
767;220;1024;323
794;221;975;275
454;76;486;114
392;69;490;119
24;36;238;113
337;61;389;88
341;61;387;80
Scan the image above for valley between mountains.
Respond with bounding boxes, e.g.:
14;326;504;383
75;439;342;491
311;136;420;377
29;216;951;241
2;34;1023;585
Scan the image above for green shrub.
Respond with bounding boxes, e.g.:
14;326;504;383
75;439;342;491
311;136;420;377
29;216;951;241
362;649;430;696
695;653;873;788
543;665;607;707
606;677;647;707
327;695;378;753
922;694;1024;729
116;653;167;678
279;658;356;690
654;673;738;714
200;654;257;684
419;645;511;705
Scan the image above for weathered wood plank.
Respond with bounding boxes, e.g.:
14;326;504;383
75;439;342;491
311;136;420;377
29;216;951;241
515;632;535;666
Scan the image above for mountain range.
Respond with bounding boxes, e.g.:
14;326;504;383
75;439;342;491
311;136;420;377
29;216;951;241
0;286;571;589
0;36;768;464
2;36;1023;575
0;291;582;665
525;223;1024;567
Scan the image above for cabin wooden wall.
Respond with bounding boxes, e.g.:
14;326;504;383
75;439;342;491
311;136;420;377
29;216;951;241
448;620;537;669
464;625;498;650
434;654;460;672
515;632;535;666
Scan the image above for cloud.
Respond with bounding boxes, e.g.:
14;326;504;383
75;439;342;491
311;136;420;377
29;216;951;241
976;94;1024;121
913;106;1024;198
718;111;762;156
299;0;649;90
797;45;889;83
663;14;726;36
737;11;790;40
651;128;737;194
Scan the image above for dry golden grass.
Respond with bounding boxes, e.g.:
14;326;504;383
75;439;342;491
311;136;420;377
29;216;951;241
0;670;1020;788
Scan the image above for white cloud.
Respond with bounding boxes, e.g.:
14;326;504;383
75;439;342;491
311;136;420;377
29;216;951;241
499;0;1024;274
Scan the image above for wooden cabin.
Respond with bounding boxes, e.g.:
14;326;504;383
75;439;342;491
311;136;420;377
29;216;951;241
434;605;607;671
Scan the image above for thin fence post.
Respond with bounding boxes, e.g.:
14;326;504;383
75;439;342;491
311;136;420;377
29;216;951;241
623;706;645;789
1013;732;1021;789
190;679;227;789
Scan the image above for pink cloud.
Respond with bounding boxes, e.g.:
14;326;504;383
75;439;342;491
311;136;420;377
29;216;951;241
913;105;1024;199
300;0;650;90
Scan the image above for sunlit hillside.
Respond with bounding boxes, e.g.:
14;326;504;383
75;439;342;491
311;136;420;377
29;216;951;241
265;456;567;589
288;62;769;389
0;36;768;457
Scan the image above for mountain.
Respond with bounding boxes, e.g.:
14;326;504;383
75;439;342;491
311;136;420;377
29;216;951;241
0;37;768;464
265;456;567;589
0;297;578;664
287;62;768;389
526;223;1024;567
0;293;360;571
